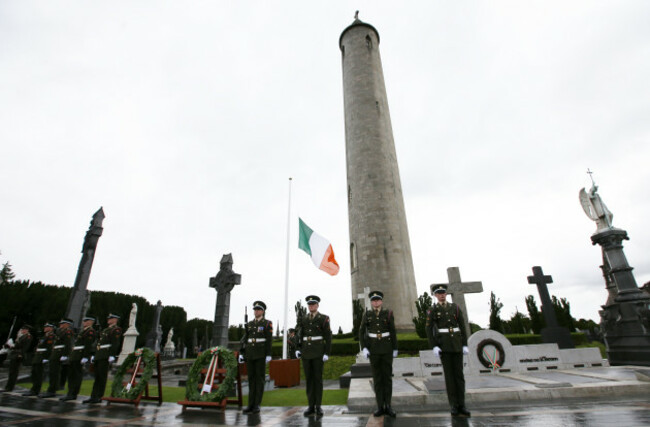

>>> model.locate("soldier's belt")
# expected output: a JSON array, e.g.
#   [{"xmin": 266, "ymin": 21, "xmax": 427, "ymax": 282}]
[
  {"xmin": 247, "ymin": 338, "xmax": 266, "ymax": 343},
  {"xmin": 438, "ymin": 327, "xmax": 460, "ymax": 334},
  {"xmin": 36, "ymin": 348, "xmax": 47, "ymax": 353},
  {"xmin": 368, "ymin": 332, "xmax": 390, "ymax": 339},
  {"xmin": 97, "ymin": 344, "xmax": 111, "ymax": 349},
  {"xmin": 304, "ymin": 336, "xmax": 323, "ymax": 342},
  {"xmin": 53, "ymin": 345, "xmax": 65, "ymax": 349},
  {"xmin": 73, "ymin": 345, "xmax": 84, "ymax": 350}
]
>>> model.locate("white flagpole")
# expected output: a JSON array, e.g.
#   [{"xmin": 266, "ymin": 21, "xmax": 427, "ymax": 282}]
[{"xmin": 282, "ymin": 177, "xmax": 292, "ymax": 360}]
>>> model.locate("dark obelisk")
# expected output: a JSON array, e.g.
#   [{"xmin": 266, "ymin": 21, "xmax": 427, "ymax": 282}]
[
  {"xmin": 209, "ymin": 254, "xmax": 241, "ymax": 347},
  {"xmin": 339, "ymin": 12, "xmax": 418, "ymax": 331},
  {"xmin": 65, "ymin": 207, "xmax": 105, "ymax": 330}
]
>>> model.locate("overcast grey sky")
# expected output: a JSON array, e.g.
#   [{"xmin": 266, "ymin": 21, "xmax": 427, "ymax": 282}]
[{"xmin": 1, "ymin": 1, "xmax": 649, "ymax": 333}]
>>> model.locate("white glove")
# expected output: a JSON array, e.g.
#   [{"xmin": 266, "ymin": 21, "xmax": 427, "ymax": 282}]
[
  {"xmin": 238, "ymin": 354, "xmax": 244, "ymax": 363},
  {"xmin": 322, "ymin": 354, "xmax": 329, "ymax": 362},
  {"xmin": 295, "ymin": 350, "xmax": 301, "ymax": 359},
  {"xmin": 433, "ymin": 346, "xmax": 441, "ymax": 357},
  {"xmin": 81, "ymin": 357, "xmax": 89, "ymax": 364},
  {"xmin": 60, "ymin": 356, "xmax": 68, "ymax": 362},
  {"xmin": 108, "ymin": 356, "xmax": 116, "ymax": 363},
  {"xmin": 265, "ymin": 356, "xmax": 272, "ymax": 364},
  {"xmin": 362, "ymin": 348, "xmax": 370, "ymax": 359},
  {"xmin": 6, "ymin": 338, "xmax": 14, "ymax": 348},
  {"xmin": 90, "ymin": 356, "xmax": 95, "ymax": 363},
  {"xmin": 462, "ymin": 346, "xmax": 469, "ymax": 355},
  {"xmin": 393, "ymin": 350, "xmax": 398, "ymax": 358},
  {"xmin": 42, "ymin": 359, "xmax": 49, "ymax": 364}
]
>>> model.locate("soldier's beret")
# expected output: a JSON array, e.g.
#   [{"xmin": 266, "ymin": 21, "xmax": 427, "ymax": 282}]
[
  {"xmin": 253, "ymin": 301, "xmax": 266, "ymax": 310},
  {"xmin": 83, "ymin": 316, "xmax": 96, "ymax": 322},
  {"xmin": 432, "ymin": 284, "xmax": 448, "ymax": 294},
  {"xmin": 369, "ymin": 290, "xmax": 383, "ymax": 300},
  {"xmin": 59, "ymin": 318, "xmax": 74, "ymax": 325},
  {"xmin": 107, "ymin": 313, "xmax": 120, "ymax": 319},
  {"xmin": 305, "ymin": 295, "xmax": 320, "ymax": 304}
]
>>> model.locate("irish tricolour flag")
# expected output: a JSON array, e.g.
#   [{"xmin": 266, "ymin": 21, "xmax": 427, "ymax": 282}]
[{"xmin": 298, "ymin": 218, "xmax": 340, "ymax": 276}]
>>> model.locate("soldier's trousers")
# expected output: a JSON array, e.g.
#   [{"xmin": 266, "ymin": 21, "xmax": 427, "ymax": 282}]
[
  {"xmin": 66, "ymin": 361, "xmax": 83, "ymax": 397},
  {"xmin": 441, "ymin": 352, "xmax": 465, "ymax": 408},
  {"xmin": 30, "ymin": 362, "xmax": 45, "ymax": 393},
  {"xmin": 91, "ymin": 359, "xmax": 109, "ymax": 399},
  {"xmin": 47, "ymin": 359, "xmax": 61, "ymax": 393},
  {"xmin": 246, "ymin": 358, "xmax": 266, "ymax": 408},
  {"xmin": 302, "ymin": 357, "xmax": 324, "ymax": 408},
  {"xmin": 369, "ymin": 352, "xmax": 393, "ymax": 408},
  {"xmin": 5, "ymin": 357, "xmax": 23, "ymax": 391}
]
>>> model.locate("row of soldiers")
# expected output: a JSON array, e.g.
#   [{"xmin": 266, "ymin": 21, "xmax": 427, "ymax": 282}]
[{"xmin": 2, "ymin": 314, "xmax": 123, "ymax": 404}]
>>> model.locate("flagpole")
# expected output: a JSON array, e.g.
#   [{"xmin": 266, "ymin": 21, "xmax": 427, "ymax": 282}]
[{"xmin": 282, "ymin": 177, "xmax": 292, "ymax": 360}]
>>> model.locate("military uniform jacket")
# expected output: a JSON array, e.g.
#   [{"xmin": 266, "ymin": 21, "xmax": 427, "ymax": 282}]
[
  {"xmin": 8, "ymin": 332, "xmax": 33, "ymax": 361},
  {"xmin": 297, "ymin": 312, "xmax": 332, "ymax": 359},
  {"xmin": 95, "ymin": 325, "xmax": 122, "ymax": 360},
  {"xmin": 32, "ymin": 331, "xmax": 56, "ymax": 363},
  {"xmin": 359, "ymin": 308, "xmax": 397, "ymax": 355},
  {"xmin": 426, "ymin": 302, "xmax": 468, "ymax": 353},
  {"xmin": 51, "ymin": 328, "xmax": 75, "ymax": 361},
  {"xmin": 69, "ymin": 326, "xmax": 97, "ymax": 362},
  {"xmin": 240, "ymin": 318, "xmax": 273, "ymax": 360}
]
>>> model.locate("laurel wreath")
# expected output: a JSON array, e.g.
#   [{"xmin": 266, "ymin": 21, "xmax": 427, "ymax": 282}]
[
  {"xmin": 111, "ymin": 347, "xmax": 156, "ymax": 400},
  {"xmin": 476, "ymin": 339, "xmax": 506, "ymax": 370},
  {"xmin": 185, "ymin": 346, "xmax": 237, "ymax": 402}
]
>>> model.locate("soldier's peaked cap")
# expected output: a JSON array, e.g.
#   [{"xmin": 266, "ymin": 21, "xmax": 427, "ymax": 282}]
[
  {"xmin": 305, "ymin": 295, "xmax": 320, "ymax": 304},
  {"xmin": 20, "ymin": 324, "xmax": 32, "ymax": 330},
  {"xmin": 83, "ymin": 316, "xmax": 96, "ymax": 322},
  {"xmin": 253, "ymin": 301, "xmax": 266, "ymax": 310},
  {"xmin": 432, "ymin": 284, "xmax": 448, "ymax": 294},
  {"xmin": 59, "ymin": 318, "xmax": 74, "ymax": 325},
  {"xmin": 369, "ymin": 290, "xmax": 383, "ymax": 300},
  {"xmin": 44, "ymin": 322, "xmax": 55, "ymax": 328},
  {"xmin": 107, "ymin": 313, "xmax": 120, "ymax": 319}
]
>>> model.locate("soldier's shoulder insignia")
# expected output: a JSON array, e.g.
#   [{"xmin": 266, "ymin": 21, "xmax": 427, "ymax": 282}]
[{"xmin": 324, "ymin": 315, "xmax": 330, "ymax": 323}]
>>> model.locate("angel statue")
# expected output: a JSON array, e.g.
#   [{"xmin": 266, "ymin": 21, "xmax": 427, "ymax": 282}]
[{"xmin": 579, "ymin": 170, "xmax": 613, "ymax": 232}]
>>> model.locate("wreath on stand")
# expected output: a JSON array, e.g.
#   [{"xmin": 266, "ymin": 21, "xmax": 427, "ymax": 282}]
[
  {"xmin": 111, "ymin": 347, "xmax": 156, "ymax": 400},
  {"xmin": 185, "ymin": 346, "xmax": 237, "ymax": 402}
]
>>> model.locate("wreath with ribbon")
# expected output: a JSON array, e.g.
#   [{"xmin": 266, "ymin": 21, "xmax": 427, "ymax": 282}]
[
  {"xmin": 185, "ymin": 346, "xmax": 237, "ymax": 402},
  {"xmin": 111, "ymin": 347, "xmax": 156, "ymax": 400},
  {"xmin": 476, "ymin": 339, "xmax": 506, "ymax": 370}
]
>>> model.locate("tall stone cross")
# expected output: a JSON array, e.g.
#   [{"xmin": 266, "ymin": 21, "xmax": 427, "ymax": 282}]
[
  {"xmin": 209, "ymin": 253, "xmax": 242, "ymax": 347},
  {"xmin": 357, "ymin": 286, "xmax": 371, "ymax": 311},
  {"xmin": 431, "ymin": 267, "xmax": 483, "ymax": 335},
  {"xmin": 526, "ymin": 266, "xmax": 559, "ymax": 329}
]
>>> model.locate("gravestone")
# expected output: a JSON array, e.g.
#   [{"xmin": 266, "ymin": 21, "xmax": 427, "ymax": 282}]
[
  {"xmin": 209, "ymin": 253, "xmax": 242, "ymax": 347},
  {"xmin": 163, "ymin": 328, "xmax": 175, "ymax": 360},
  {"xmin": 145, "ymin": 300, "xmax": 163, "ymax": 353},
  {"xmin": 64, "ymin": 207, "xmax": 105, "ymax": 330},
  {"xmin": 117, "ymin": 303, "xmax": 139, "ymax": 365},
  {"xmin": 527, "ymin": 266, "xmax": 574, "ymax": 349},
  {"xmin": 431, "ymin": 267, "xmax": 483, "ymax": 336}
]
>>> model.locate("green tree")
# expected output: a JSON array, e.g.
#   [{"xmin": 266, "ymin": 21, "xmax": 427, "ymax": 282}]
[
  {"xmin": 552, "ymin": 296, "xmax": 576, "ymax": 331},
  {"xmin": 488, "ymin": 291, "xmax": 504, "ymax": 333},
  {"xmin": 469, "ymin": 322, "xmax": 482, "ymax": 334},
  {"xmin": 525, "ymin": 295, "xmax": 544, "ymax": 334},
  {"xmin": 504, "ymin": 308, "xmax": 531, "ymax": 334},
  {"xmin": 294, "ymin": 300, "xmax": 306, "ymax": 328},
  {"xmin": 351, "ymin": 299, "xmax": 363, "ymax": 341},
  {"xmin": 412, "ymin": 292, "xmax": 433, "ymax": 338},
  {"xmin": 0, "ymin": 261, "xmax": 16, "ymax": 284}
]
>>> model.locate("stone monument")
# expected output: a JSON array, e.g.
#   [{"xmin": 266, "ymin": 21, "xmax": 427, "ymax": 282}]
[
  {"xmin": 527, "ymin": 266, "xmax": 574, "ymax": 349},
  {"xmin": 163, "ymin": 328, "xmax": 175, "ymax": 359},
  {"xmin": 209, "ymin": 253, "xmax": 241, "ymax": 347},
  {"xmin": 64, "ymin": 207, "xmax": 105, "ymax": 330},
  {"xmin": 431, "ymin": 267, "xmax": 483, "ymax": 336},
  {"xmin": 145, "ymin": 300, "xmax": 163, "ymax": 353},
  {"xmin": 340, "ymin": 13, "xmax": 418, "ymax": 331},
  {"xmin": 580, "ymin": 175, "xmax": 650, "ymax": 366},
  {"xmin": 117, "ymin": 303, "xmax": 139, "ymax": 365}
]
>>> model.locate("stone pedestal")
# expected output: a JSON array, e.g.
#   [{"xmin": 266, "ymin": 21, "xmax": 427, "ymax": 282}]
[
  {"xmin": 592, "ymin": 228, "xmax": 650, "ymax": 366},
  {"xmin": 163, "ymin": 341, "xmax": 176, "ymax": 360},
  {"xmin": 117, "ymin": 327, "xmax": 139, "ymax": 366}
]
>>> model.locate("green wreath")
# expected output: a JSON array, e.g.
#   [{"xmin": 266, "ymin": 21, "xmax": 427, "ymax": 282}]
[
  {"xmin": 111, "ymin": 347, "xmax": 156, "ymax": 400},
  {"xmin": 185, "ymin": 346, "xmax": 237, "ymax": 402}
]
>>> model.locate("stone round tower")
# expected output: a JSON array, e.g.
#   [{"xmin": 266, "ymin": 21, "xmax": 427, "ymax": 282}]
[{"xmin": 339, "ymin": 15, "xmax": 418, "ymax": 331}]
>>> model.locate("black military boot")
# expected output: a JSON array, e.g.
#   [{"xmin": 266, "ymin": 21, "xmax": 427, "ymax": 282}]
[
  {"xmin": 373, "ymin": 406, "xmax": 384, "ymax": 417},
  {"xmin": 384, "ymin": 404, "xmax": 396, "ymax": 417},
  {"xmin": 458, "ymin": 406, "xmax": 471, "ymax": 417},
  {"xmin": 450, "ymin": 406, "xmax": 460, "ymax": 416},
  {"xmin": 303, "ymin": 406, "xmax": 315, "ymax": 416}
]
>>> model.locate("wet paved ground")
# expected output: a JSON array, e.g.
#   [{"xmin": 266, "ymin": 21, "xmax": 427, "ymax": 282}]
[{"xmin": 1, "ymin": 392, "xmax": 649, "ymax": 426}]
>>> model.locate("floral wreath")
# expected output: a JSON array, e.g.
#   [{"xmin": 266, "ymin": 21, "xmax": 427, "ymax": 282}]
[
  {"xmin": 111, "ymin": 347, "xmax": 157, "ymax": 400},
  {"xmin": 185, "ymin": 346, "xmax": 237, "ymax": 402},
  {"xmin": 476, "ymin": 339, "xmax": 506, "ymax": 371}
]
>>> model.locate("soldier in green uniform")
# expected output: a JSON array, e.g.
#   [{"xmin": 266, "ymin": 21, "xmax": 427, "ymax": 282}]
[
  {"xmin": 84, "ymin": 313, "xmax": 122, "ymax": 404},
  {"xmin": 359, "ymin": 290, "xmax": 398, "ymax": 418},
  {"xmin": 426, "ymin": 284, "xmax": 470, "ymax": 417},
  {"xmin": 296, "ymin": 295, "xmax": 332, "ymax": 417},
  {"xmin": 41, "ymin": 319, "xmax": 75, "ymax": 398},
  {"xmin": 2, "ymin": 324, "xmax": 33, "ymax": 392},
  {"xmin": 239, "ymin": 301, "xmax": 273, "ymax": 414},
  {"xmin": 23, "ymin": 323, "xmax": 56, "ymax": 396},
  {"xmin": 61, "ymin": 316, "xmax": 97, "ymax": 401},
  {"xmin": 287, "ymin": 329, "xmax": 297, "ymax": 360}
]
